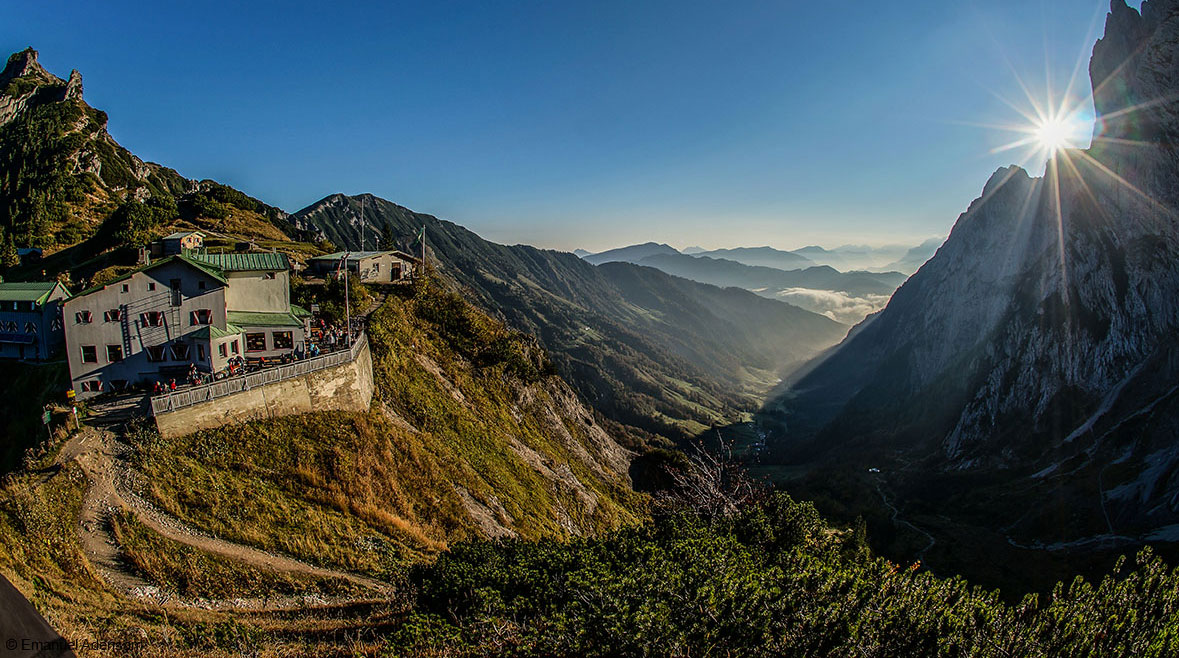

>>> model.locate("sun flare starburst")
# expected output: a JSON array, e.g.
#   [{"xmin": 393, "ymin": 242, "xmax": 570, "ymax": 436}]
[
  {"xmin": 1033, "ymin": 115, "xmax": 1082, "ymax": 153},
  {"xmin": 988, "ymin": 102, "xmax": 1093, "ymax": 168}
]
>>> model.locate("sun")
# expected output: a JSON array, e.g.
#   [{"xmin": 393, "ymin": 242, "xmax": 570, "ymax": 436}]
[
  {"xmin": 985, "ymin": 102, "xmax": 1092, "ymax": 169},
  {"xmin": 1034, "ymin": 116, "xmax": 1075, "ymax": 152}
]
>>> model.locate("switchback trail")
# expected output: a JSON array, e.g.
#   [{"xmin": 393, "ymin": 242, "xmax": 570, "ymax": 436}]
[{"xmin": 60, "ymin": 412, "xmax": 395, "ymax": 611}]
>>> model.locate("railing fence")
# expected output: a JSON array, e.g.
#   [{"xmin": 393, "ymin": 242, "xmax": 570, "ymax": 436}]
[{"xmin": 150, "ymin": 331, "xmax": 368, "ymax": 416}]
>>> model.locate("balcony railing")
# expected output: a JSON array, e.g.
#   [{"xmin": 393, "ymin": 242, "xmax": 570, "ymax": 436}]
[{"xmin": 150, "ymin": 331, "xmax": 368, "ymax": 416}]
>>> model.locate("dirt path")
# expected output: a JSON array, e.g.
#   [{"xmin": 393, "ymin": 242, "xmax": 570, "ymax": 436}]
[{"xmin": 61, "ymin": 420, "xmax": 395, "ymax": 610}]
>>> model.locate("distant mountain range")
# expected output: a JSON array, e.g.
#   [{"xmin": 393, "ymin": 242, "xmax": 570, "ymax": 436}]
[
  {"xmin": 636, "ymin": 253, "xmax": 905, "ymax": 323},
  {"xmin": 580, "ymin": 241, "xmax": 940, "ymax": 276},
  {"xmin": 877, "ymin": 237, "xmax": 944, "ymax": 274},
  {"xmin": 581, "ymin": 242, "xmax": 679, "ymax": 265},
  {"xmin": 764, "ymin": 0, "xmax": 1179, "ymax": 588},
  {"xmin": 689, "ymin": 246, "xmax": 815, "ymax": 270},
  {"xmin": 576, "ymin": 242, "xmax": 913, "ymax": 323}
]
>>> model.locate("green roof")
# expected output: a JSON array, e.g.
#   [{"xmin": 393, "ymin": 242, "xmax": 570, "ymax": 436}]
[
  {"xmin": 0, "ymin": 282, "xmax": 68, "ymax": 305},
  {"xmin": 290, "ymin": 303, "xmax": 311, "ymax": 317},
  {"xmin": 189, "ymin": 323, "xmax": 243, "ymax": 340},
  {"xmin": 175, "ymin": 254, "xmax": 230, "ymax": 283},
  {"xmin": 70, "ymin": 254, "xmax": 228, "ymax": 299},
  {"xmin": 228, "ymin": 310, "xmax": 305, "ymax": 328},
  {"xmin": 191, "ymin": 252, "xmax": 290, "ymax": 272}
]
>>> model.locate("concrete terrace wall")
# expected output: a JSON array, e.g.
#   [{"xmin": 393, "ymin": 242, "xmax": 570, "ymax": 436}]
[{"xmin": 153, "ymin": 336, "xmax": 374, "ymax": 438}]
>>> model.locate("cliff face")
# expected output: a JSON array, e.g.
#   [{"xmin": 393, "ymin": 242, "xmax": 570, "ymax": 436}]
[{"xmin": 769, "ymin": 0, "xmax": 1179, "ymax": 544}]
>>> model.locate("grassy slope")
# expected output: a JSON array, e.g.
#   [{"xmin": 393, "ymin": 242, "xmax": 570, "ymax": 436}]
[{"xmin": 134, "ymin": 280, "xmax": 642, "ymax": 577}]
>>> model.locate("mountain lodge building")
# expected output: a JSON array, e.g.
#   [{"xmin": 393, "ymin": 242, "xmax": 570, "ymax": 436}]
[
  {"xmin": 63, "ymin": 252, "xmax": 310, "ymax": 397},
  {"xmin": 306, "ymin": 250, "xmax": 417, "ymax": 284}
]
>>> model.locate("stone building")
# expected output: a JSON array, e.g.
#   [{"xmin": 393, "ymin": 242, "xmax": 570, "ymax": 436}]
[
  {"xmin": 63, "ymin": 252, "xmax": 309, "ymax": 397},
  {"xmin": 0, "ymin": 281, "xmax": 70, "ymax": 360},
  {"xmin": 306, "ymin": 250, "xmax": 416, "ymax": 283}
]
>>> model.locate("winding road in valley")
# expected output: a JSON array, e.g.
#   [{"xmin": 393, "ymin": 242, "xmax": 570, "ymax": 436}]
[{"xmin": 873, "ymin": 478, "xmax": 936, "ymax": 563}]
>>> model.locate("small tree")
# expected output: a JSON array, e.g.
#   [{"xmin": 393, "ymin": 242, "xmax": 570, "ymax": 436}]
[
  {"xmin": 656, "ymin": 432, "xmax": 765, "ymax": 519},
  {"xmin": 379, "ymin": 224, "xmax": 396, "ymax": 250},
  {"xmin": 0, "ymin": 231, "xmax": 19, "ymax": 269}
]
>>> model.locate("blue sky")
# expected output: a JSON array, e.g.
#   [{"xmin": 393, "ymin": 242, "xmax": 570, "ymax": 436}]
[{"xmin": 4, "ymin": 1, "xmax": 1131, "ymax": 251}]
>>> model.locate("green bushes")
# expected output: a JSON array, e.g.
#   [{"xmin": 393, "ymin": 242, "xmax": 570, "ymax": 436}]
[
  {"xmin": 103, "ymin": 196, "xmax": 175, "ymax": 247},
  {"xmin": 397, "ymin": 493, "xmax": 1179, "ymax": 657},
  {"xmin": 183, "ymin": 192, "xmax": 230, "ymax": 220},
  {"xmin": 409, "ymin": 279, "xmax": 555, "ymax": 382}
]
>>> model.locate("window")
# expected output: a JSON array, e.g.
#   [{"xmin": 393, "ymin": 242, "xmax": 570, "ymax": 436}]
[
  {"xmin": 81, "ymin": 380, "xmax": 103, "ymax": 393},
  {"xmin": 190, "ymin": 309, "xmax": 213, "ymax": 325},
  {"xmin": 146, "ymin": 346, "xmax": 167, "ymax": 362},
  {"xmin": 80, "ymin": 345, "xmax": 97, "ymax": 363},
  {"xmin": 373, "ymin": 262, "xmax": 380, "ymax": 273},
  {"xmin": 121, "ymin": 283, "xmax": 129, "ymax": 293},
  {"xmin": 17, "ymin": 301, "xmax": 33, "ymax": 312},
  {"xmin": 198, "ymin": 344, "xmax": 207, "ymax": 361},
  {"xmin": 104, "ymin": 309, "xmax": 122, "ymax": 322},
  {"xmin": 51, "ymin": 316, "xmax": 61, "ymax": 331},
  {"xmin": 106, "ymin": 345, "xmax": 123, "ymax": 362},
  {"xmin": 231, "ymin": 340, "xmax": 240, "ymax": 355},
  {"xmin": 24, "ymin": 322, "xmax": 36, "ymax": 334},
  {"xmin": 264, "ymin": 272, "xmax": 277, "ymax": 280},
  {"xmin": 141, "ymin": 312, "xmax": 164, "ymax": 327},
  {"xmin": 147, "ymin": 282, "xmax": 156, "ymax": 291},
  {"xmin": 218, "ymin": 342, "xmax": 228, "ymax": 358},
  {"xmin": 170, "ymin": 279, "xmax": 182, "ymax": 306},
  {"xmin": 74, "ymin": 310, "xmax": 93, "ymax": 324},
  {"xmin": 246, "ymin": 333, "xmax": 267, "ymax": 352},
  {"xmin": 169, "ymin": 344, "xmax": 190, "ymax": 361},
  {"xmin": 272, "ymin": 331, "xmax": 293, "ymax": 349}
]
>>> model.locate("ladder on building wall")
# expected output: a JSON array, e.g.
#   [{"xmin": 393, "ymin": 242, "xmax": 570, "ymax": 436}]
[
  {"xmin": 120, "ymin": 304, "xmax": 133, "ymax": 354},
  {"xmin": 168, "ymin": 304, "xmax": 181, "ymax": 339}
]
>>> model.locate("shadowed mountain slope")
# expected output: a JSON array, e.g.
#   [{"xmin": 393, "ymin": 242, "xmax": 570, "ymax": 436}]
[{"xmin": 292, "ymin": 194, "xmax": 846, "ymax": 445}]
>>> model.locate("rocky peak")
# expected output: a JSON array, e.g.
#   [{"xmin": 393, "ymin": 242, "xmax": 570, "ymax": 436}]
[
  {"xmin": 1090, "ymin": 0, "xmax": 1179, "ymax": 144},
  {"xmin": 0, "ymin": 48, "xmax": 86, "ymax": 128},
  {"xmin": 64, "ymin": 69, "xmax": 83, "ymax": 101},
  {"xmin": 0, "ymin": 47, "xmax": 62, "ymax": 88}
]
